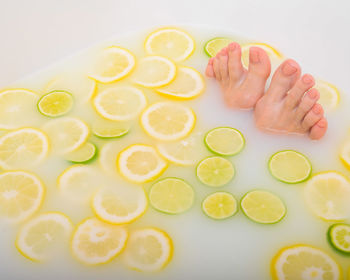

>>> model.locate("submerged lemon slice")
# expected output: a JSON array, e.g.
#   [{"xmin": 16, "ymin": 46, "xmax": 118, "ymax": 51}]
[
  {"xmin": 65, "ymin": 142, "xmax": 97, "ymax": 163},
  {"xmin": 71, "ymin": 218, "xmax": 128, "ymax": 265},
  {"xmin": 92, "ymin": 118, "xmax": 130, "ymax": 139},
  {"xmin": 124, "ymin": 228, "xmax": 173, "ymax": 272},
  {"xmin": 99, "ymin": 142, "xmax": 123, "ymax": 177},
  {"xmin": 315, "ymin": 80, "xmax": 340, "ymax": 112},
  {"xmin": 145, "ymin": 27, "xmax": 195, "ymax": 62},
  {"xmin": 327, "ymin": 223, "xmax": 350, "ymax": 254},
  {"xmin": 202, "ymin": 192, "xmax": 237, "ymax": 220},
  {"xmin": 241, "ymin": 42, "xmax": 283, "ymax": 68},
  {"xmin": 204, "ymin": 38, "xmax": 233, "ymax": 57},
  {"xmin": 37, "ymin": 90, "xmax": 74, "ymax": 117},
  {"xmin": 339, "ymin": 140, "xmax": 350, "ymax": 169}
]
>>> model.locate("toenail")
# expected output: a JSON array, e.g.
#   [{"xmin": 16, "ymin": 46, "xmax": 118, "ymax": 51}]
[
  {"xmin": 302, "ymin": 74, "xmax": 314, "ymax": 84},
  {"xmin": 317, "ymin": 119, "xmax": 327, "ymax": 128},
  {"xmin": 308, "ymin": 89, "xmax": 317, "ymax": 99},
  {"xmin": 312, "ymin": 104, "xmax": 322, "ymax": 114},
  {"xmin": 282, "ymin": 61, "xmax": 298, "ymax": 76},
  {"xmin": 250, "ymin": 48, "xmax": 260, "ymax": 64},
  {"xmin": 229, "ymin": 43, "xmax": 237, "ymax": 51}
]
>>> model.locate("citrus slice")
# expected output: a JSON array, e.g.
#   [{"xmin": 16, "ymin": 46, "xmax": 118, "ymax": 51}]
[
  {"xmin": 241, "ymin": 190, "xmax": 286, "ymax": 224},
  {"xmin": 92, "ymin": 118, "xmax": 130, "ymax": 139},
  {"xmin": 124, "ymin": 228, "xmax": 173, "ymax": 272},
  {"xmin": 117, "ymin": 144, "xmax": 167, "ymax": 183},
  {"xmin": 89, "ymin": 46, "xmax": 135, "ymax": 83},
  {"xmin": 0, "ymin": 128, "xmax": 49, "ymax": 169},
  {"xmin": 149, "ymin": 178, "xmax": 194, "ymax": 214},
  {"xmin": 0, "ymin": 89, "xmax": 38, "ymax": 129},
  {"xmin": 339, "ymin": 140, "xmax": 350, "ymax": 169},
  {"xmin": 37, "ymin": 90, "xmax": 74, "ymax": 117},
  {"xmin": 145, "ymin": 27, "xmax": 195, "ymax": 62},
  {"xmin": 304, "ymin": 171, "xmax": 350, "ymax": 221},
  {"xmin": 269, "ymin": 150, "xmax": 312, "ymax": 183},
  {"xmin": 156, "ymin": 66, "xmax": 204, "ymax": 99},
  {"xmin": 315, "ymin": 80, "xmax": 340, "ymax": 112},
  {"xmin": 327, "ymin": 223, "xmax": 350, "ymax": 255},
  {"xmin": 93, "ymin": 86, "xmax": 147, "ymax": 121},
  {"xmin": 241, "ymin": 42, "xmax": 283, "ymax": 68},
  {"xmin": 132, "ymin": 56, "xmax": 176, "ymax": 87},
  {"xmin": 65, "ymin": 142, "xmax": 97, "ymax": 163},
  {"xmin": 16, "ymin": 212, "xmax": 73, "ymax": 262},
  {"xmin": 42, "ymin": 117, "xmax": 89, "ymax": 154},
  {"xmin": 141, "ymin": 102, "xmax": 196, "ymax": 141},
  {"xmin": 0, "ymin": 171, "xmax": 44, "ymax": 222},
  {"xmin": 92, "ymin": 186, "xmax": 148, "ymax": 224},
  {"xmin": 205, "ymin": 127, "xmax": 245, "ymax": 156},
  {"xmin": 71, "ymin": 218, "xmax": 128, "ymax": 265},
  {"xmin": 196, "ymin": 156, "xmax": 234, "ymax": 187},
  {"xmin": 271, "ymin": 244, "xmax": 341, "ymax": 280},
  {"xmin": 202, "ymin": 192, "xmax": 237, "ymax": 220},
  {"xmin": 204, "ymin": 38, "xmax": 233, "ymax": 57},
  {"xmin": 99, "ymin": 142, "xmax": 123, "ymax": 176}
]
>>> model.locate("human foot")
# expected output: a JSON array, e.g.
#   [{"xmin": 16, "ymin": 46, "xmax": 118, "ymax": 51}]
[
  {"xmin": 205, "ymin": 42, "xmax": 271, "ymax": 109},
  {"xmin": 254, "ymin": 59, "xmax": 328, "ymax": 140}
]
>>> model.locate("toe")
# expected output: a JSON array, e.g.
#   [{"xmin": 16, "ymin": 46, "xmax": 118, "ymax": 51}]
[
  {"xmin": 213, "ymin": 56, "xmax": 222, "ymax": 81},
  {"xmin": 309, "ymin": 118, "xmax": 328, "ymax": 140},
  {"xmin": 295, "ymin": 88, "xmax": 320, "ymax": 122},
  {"xmin": 228, "ymin": 42, "xmax": 245, "ymax": 82},
  {"xmin": 218, "ymin": 47, "xmax": 229, "ymax": 84},
  {"xmin": 302, "ymin": 103, "xmax": 324, "ymax": 131},
  {"xmin": 205, "ymin": 58, "xmax": 215, "ymax": 78},
  {"xmin": 284, "ymin": 74, "xmax": 315, "ymax": 109}
]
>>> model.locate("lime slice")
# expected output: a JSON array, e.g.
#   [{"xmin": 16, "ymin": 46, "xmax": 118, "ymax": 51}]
[
  {"xmin": 241, "ymin": 190, "xmax": 286, "ymax": 224},
  {"xmin": 196, "ymin": 156, "xmax": 235, "ymax": 187},
  {"xmin": 92, "ymin": 119, "xmax": 130, "ymax": 139},
  {"xmin": 65, "ymin": 142, "xmax": 97, "ymax": 163},
  {"xmin": 37, "ymin": 90, "xmax": 74, "ymax": 117},
  {"xmin": 204, "ymin": 38, "xmax": 233, "ymax": 57},
  {"xmin": 149, "ymin": 178, "xmax": 194, "ymax": 214},
  {"xmin": 268, "ymin": 150, "xmax": 312, "ymax": 183},
  {"xmin": 327, "ymin": 223, "xmax": 350, "ymax": 255},
  {"xmin": 205, "ymin": 127, "xmax": 245, "ymax": 156},
  {"xmin": 202, "ymin": 192, "xmax": 237, "ymax": 220}
]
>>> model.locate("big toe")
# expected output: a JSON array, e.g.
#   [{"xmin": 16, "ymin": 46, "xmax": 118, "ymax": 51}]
[{"xmin": 309, "ymin": 118, "xmax": 328, "ymax": 140}]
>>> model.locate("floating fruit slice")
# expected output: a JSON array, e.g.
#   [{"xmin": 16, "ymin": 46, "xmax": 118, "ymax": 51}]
[
  {"xmin": 92, "ymin": 118, "xmax": 130, "ymax": 139},
  {"xmin": 71, "ymin": 218, "xmax": 128, "ymax": 265},
  {"xmin": 304, "ymin": 171, "xmax": 350, "ymax": 221},
  {"xmin": 340, "ymin": 140, "xmax": 350, "ymax": 169},
  {"xmin": 65, "ymin": 142, "xmax": 97, "ymax": 163},
  {"xmin": 99, "ymin": 142, "xmax": 123, "ymax": 176},
  {"xmin": 204, "ymin": 38, "xmax": 233, "ymax": 57},
  {"xmin": 241, "ymin": 190, "xmax": 286, "ymax": 224},
  {"xmin": 89, "ymin": 46, "xmax": 135, "ymax": 83},
  {"xmin": 124, "ymin": 228, "xmax": 173, "ymax": 272},
  {"xmin": 0, "ymin": 128, "xmax": 49, "ymax": 169},
  {"xmin": 132, "ymin": 56, "xmax": 176, "ymax": 87},
  {"xmin": 37, "ymin": 90, "xmax": 74, "ymax": 117},
  {"xmin": 241, "ymin": 42, "xmax": 283, "ymax": 68},
  {"xmin": 271, "ymin": 244, "xmax": 341, "ymax": 280},
  {"xmin": 42, "ymin": 117, "xmax": 89, "ymax": 154},
  {"xmin": 0, "ymin": 89, "xmax": 38, "ymax": 129},
  {"xmin": 145, "ymin": 27, "xmax": 195, "ymax": 62},
  {"xmin": 205, "ymin": 127, "xmax": 245, "ymax": 156},
  {"xmin": 315, "ymin": 80, "xmax": 340, "ymax": 112},
  {"xmin": 92, "ymin": 186, "xmax": 148, "ymax": 224},
  {"xmin": 93, "ymin": 86, "xmax": 147, "ymax": 121},
  {"xmin": 202, "ymin": 192, "xmax": 237, "ymax": 220},
  {"xmin": 196, "ymin": 156, "xmax": 234, "ymax": 187},
  {"xmin": 117, "ymin": 144, "xmax": 167, "ymax": 183},
  {"xmin": 327, "ymin": 223, "xmax": 350, "ymax": 255},
  {"xmin": 149, "ymin": 178, "xmax": 194, "ymax": 214},
  {"xmin": 156, "ymin": 66, "xmax": 205, "ymax": 99},
  {"xmin": 268, "ymin": 150, "xmax": 312, "ymax": 184},
  {"xmin": 0, "ymin": 171, "xmax": 45, "ymax": 222},
  {"xmin": 16, "ymin": 212, "xmax": 72, "ymax": 262},
  {"xmin": 141, "ymin": 102, "xmax": 196, "ymax": 141}
]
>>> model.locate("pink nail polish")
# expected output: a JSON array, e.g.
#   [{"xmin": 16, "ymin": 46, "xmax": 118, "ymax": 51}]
[
  {"xmin": 229, "ymin": 43, "xmax": 237, "ymax": 51},
  {"xmin": 302, "ymin": 75, "xmax": 314, "ymax": 84},
  {"xmin": 250, "ymin": 48, "xmax": 260, "ymax": 64},
  {"xmin": 308, "ymin": 90, "xmax": 317, "ymax": 99},
  {"xmin": 313, "ymin": 104, "xmax": 322, "ymax": 114},
  {"xmin": 282, "ymin": 61, "xmax": 298, "ymax": 76}
]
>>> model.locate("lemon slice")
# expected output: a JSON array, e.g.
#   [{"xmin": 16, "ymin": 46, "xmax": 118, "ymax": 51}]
[
  {"xmin": 241, "ymin": 190, "xmax": 286, "ymax": 224},
  {"xmin": 156, "ymin": 66, "xmax": 205, "ymax": 99},
  {"xmin": 65, "ymin": 142, "xmax": 97, "ymax": 163},
  {"xmin": 117, "ymin": 144, "xmax": 167, "ymax": 183},
  {"xmin": 132, "ymin": 56, "xmax": 176, "ymax": 87},
  {"xmin": 99, "ymin": 142, "xmax": 123, "ymax": 177},
  {"xmin": 0, "ymin": 128, "xmax": 49, "ymax": 169},
  {"xmin": 271, "ymin": 244, "xmax": 341, "ymax": 280},
  {"xmin": 16, "ymin": 212, "xmax": 73, "ymax": 262},
  {"xmin": 196, "ymin": 156, "xmax": 234, "ymax": 187},
  {"xmin": 0, "ymin": 89, "xmax": 38, "ymax": 129},
  {"xmin": 71, "ymin": 218, "xmax": 128, "ymax": 265},
  {"xmin": 202, "ymin": 192, "xmax": 237, "ymax": 220},
  {"xmin": 89, "ymin": 46, "xmax": 135, "ymax": 83},
  {"xmin": 241, "ymin": 42, "xmax": 283, "ymax": 68},
  {"xmin": 93, "ymin": 86, "xmax": 147, "ymax": 121},
  {"xmin": 269, "ymin": 150, "xmax": 312, "ymax": 184},
  {"xmin": 327, "ymin": 223, "xmax": 350, "ymax": 254},
  {"xmin": 37, "ymin": 90, "xmax": 73, "ymax": 117},
  {"xmin": 141, "ymin": 102, "xmax": 196, "ymax": 141},
  {"xmin": 339, "ymin": 140, "xmax": 350, "ymax": 169},
  {"xmin": 92, "ymin": 186, "xmax": 148, "ymax": 224},
  {"xmin": 124, "ymin": 228, "xmax": 173, "ymax": 272},
  {"xmin": 315, "ymin": 80, "xmax": 340, "ymax": 112},
  {"xmin": 42, "ymin": 117, "xmax": 89, "ymax": 154},
  {"xmin": 149, "ymin": 178, "xmax": 194, "ymax": 214},
  {"xmin": 204, "ymin": 38, "xmax": 233, "ymax": 57},
  {"xmin": 205, "ymin": 127, "xmax": 245, "ymax": 156},
  {"xmin": 304, "ymin": 171, "xmax": 350, "ymax": 221},
  {"xmin": 92, "ymin": 119, "xmax": 130, "ymax": 139},
  {"xmin": 0, "ymin": 171, "xmax": 45, "ymax": 223}
]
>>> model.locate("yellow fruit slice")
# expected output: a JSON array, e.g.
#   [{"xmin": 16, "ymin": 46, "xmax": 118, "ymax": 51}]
[
  {"xmin": 339, "ymin": 140, "xmax": 350, "ymax": 169},
  {"xmin": 315, "ymin": 80, "xmax": 340, "ymax": 112},
  {"xmin": 132, "ymin": 56, "xmax": 176, "ymax": 87},
  {"xmin": 124, "ymin": 228, "xmax": 173, "ymax": 272},
  {"xmin": 117, "ymin": 144, "xmax": 167, "ymax": 183},
  {"xmin": 241, "ymin": 42, "xmax": 283, "ymax": 68},
  {"xmin": 16, "ymin": 212, "xmax": 72, "ymax": 262},
  {"xmin": 304, "ymin": 171, "xmax": 350, "ymax": 221},
  {"xmin": 0, "ymin": 171, "xmax": 44, "ymax": 222},
  {"xmin": 99, "ymin": 142, "xmax": 123, "ymax": 177},
  {"xmin": 156, "ymin": 66, "xmax": 205, "ymax": 99},
  {"xmin": 271, "ymin": 244, "xmax": 341, "ymax": 280},
  {"xmin": 92, "ymin": 118, "xmax": 130, "ymax": 139},
  {"xmin": 145, "ymin": 27, "xmax": 195, "ymax": 62},
  {"xmin": 202, "ymin": 192, "xmax": 237, "ymax": 220},
  {"xmin": 0, "ymin": 128, "xmax": 49, "ymax": 169},
  {"xmin": 89, "ymin": 46, "xmax": 135, "ymax": 83},
  {"xmin": 71, "ymin": 218, "xmax": 128, "ymax": 265},
  {"xmin": 64, "ymin": 142, "xmax": 97, "ymax": 163},
  {"xmin": 204, "ymin": 38, "xmax": 233, "ymax": 57},
  {"xmin": 141, "ymin": 102, "xmax": 196, "ymax": 141},
  {"xmin": 93, "ymin": 86, "xmax": 147, "ymax": 121},
  {"xmin": 37, "ymin": 90, "xmax": 74, "ymax": 117}
]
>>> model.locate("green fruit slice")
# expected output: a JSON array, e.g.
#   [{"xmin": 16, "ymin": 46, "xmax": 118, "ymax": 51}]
[
  {"xmin": 327, "ymin": 223, "xmax": 350, "ymax": 255},
  {"xmin": 202, "ymin": 192, "xmax": 237, "ymax": 220},
  {"xmin": 204, "ymin": 38, "xmax": 233, "ymax": 57},
  {"xmin": 65, "ymin": 142, "xmax": 97, "ymax": 163},
  {"xmin": 37, "ymin": 90, "xmax": 73, "ymax": 117}
]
